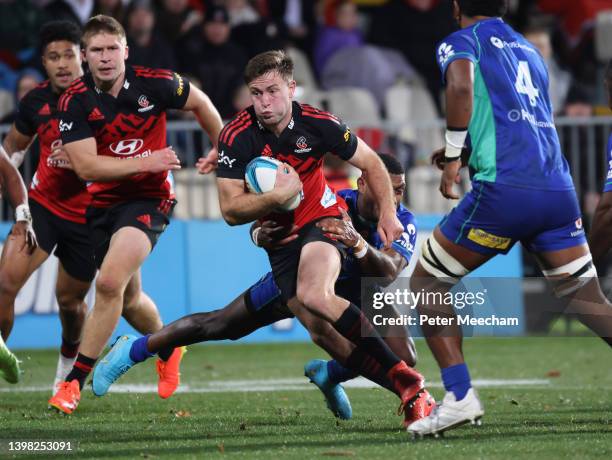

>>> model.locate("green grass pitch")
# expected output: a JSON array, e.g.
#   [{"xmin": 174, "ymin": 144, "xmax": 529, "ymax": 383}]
[{"xmin": 0, "ymin": 337, "xmax": 610, "ymax": 459}]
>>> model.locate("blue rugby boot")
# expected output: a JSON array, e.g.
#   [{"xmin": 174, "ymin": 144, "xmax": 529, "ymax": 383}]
[
  {"xmin": 92, "ymin": 335, "xmax": 137, "ymax": 396},
  {"xmin": 304, "ymin": 359, "xmax": 352, "ymax": 420}
]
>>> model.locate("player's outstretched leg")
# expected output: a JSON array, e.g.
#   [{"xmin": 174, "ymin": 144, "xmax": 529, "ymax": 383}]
[
  {"xmin": 304, "ymin": 359, "xmax": 353, "ymax": 420},
  {"xmin": 94, "ymin": 293, "xmax": 263, "ymax": 395},
  {"xmin": 122, "ymin": 272, "xmax": 184, "ymax": 399},
  {"xmin": 0, "ymin": 334, "xmax": 20, "ymax": 384}
]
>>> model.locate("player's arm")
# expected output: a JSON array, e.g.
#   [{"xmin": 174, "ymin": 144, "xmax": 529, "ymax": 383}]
[
  {"xmin": 0, "ymin": 144, "xmax": 37, "ymax": 252},
  {"xmin": 440, "ymin": 59, "xmax": 474, "ymax": 199},
  {"xmin": 64, "ymin": 138, "xmax": 181, "ymax": 182},
  {"xmin": 250, "ymin": 220, "xmax": 299, "ymax": 249},
  {"xmin": 347, "ymin": 139, "xmax": 403, "ymax": 247},
  {"xmin": 4, "ymin": 93, "xmax": 39, "ymax": 167},
  {"xmin": 182, "ymin": 83, "xmax": 223, "ymax": 148},
  {"xmin": 217, "ymin": 166, "xmax": 301, "ymax": 225},
  {"xmin": 317, "ymin": 209, "xmax": 408, "ymax": 285},
  {"xmin": 589, "ymin": 192, "xmax": 612, "ymax": 263}
]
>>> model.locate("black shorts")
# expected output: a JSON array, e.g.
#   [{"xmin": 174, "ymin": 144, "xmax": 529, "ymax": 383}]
[
  {"xmin": 86, "ymin": 199, "xmax": 175, "ymax": 268},
  {"xmin": 29, "ymin": 198, "xmax": 96, "ymax": 283},
  {"xmin": 266, "ymin": 218, "xmax": 346, "ymax": 303}
]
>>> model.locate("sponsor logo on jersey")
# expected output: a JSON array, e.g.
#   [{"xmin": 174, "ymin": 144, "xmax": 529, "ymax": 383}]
[
  {"xmin": 320, "ymin": 184, "xmax": 337, "ymax": 209},
  {"xmin": 438, "ymin": 42, "xmax": 455, "ymax": 65},
  {"xmin": 467, "ymin": 228, "xmax": 511, "ymax": 250},
  {"xmin": 607, "ymin": 160, "xmax": 612, "ymax": 179},
  {"xmin": 175, "ymin": 73, "xmax": 184, "ymax": 96},
  {"xmin": 507, "ymin": 109, "xmax": 554, "ymax": 129},
  {"xmin": 88, "ymin": 107, "xmax": 105, "ymax": 121},
  {"xmin": 110, "ymin": 138, "xmax": 144, "ymax": 156},
  {"xmin": 344, "ymin": 128, "xmax": 351, "ymax": 142},
  {"xmin": 218, "ymin": 150, "xmax": 236, "ymax": 168},
  {"xmin": 395, "ymin": 224, "xmax": 416, "ymax": 252},
  {"xmin": 136, "ymin": 214, "xmax": 152, "ymax": 229},
  {"xmin": 137, "ymin": 95, "xmax": 155, "ymax": 112},
  {"xmin": 490, "ymin": 36, "xmax": 504, "ymax": 49},
  {"xmin": 261, "ymin": 144, "xmax": 272, "ymax": 157},
  {"xmin": 59, "ymin": 120, "xmax": 73, "ymax": 132},
  {"xmin": 489, "ymin": 37, "xmax": 536, "ymax": 53},
  {"xmin": 294, "ymin": 136, "xmax": 311, "ymax": 153},
  {"xmin": 38, "ymin": 103, "xmax": 51, "ymax": 116}
]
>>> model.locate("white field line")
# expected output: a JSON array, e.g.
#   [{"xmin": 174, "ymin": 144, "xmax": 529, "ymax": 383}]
[{"xmin": 0, "ymin": 378, "xmax": 550, "ymax": 394}]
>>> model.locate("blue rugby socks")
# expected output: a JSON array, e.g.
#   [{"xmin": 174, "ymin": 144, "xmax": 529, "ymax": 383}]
[{"xmin": 441, "ymin": 363, "xmax": 472, "ymax": 401}]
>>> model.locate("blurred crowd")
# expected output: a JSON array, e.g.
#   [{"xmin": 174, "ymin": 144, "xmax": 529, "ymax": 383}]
[{"xmin": 0, "ymin": 0, "xmax": 611, "ymax": 123}]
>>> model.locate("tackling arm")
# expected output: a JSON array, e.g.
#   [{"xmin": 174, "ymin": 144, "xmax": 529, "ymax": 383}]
[{"xmin": 347, "ymin": 139, "xmax": 402, "ymax": 246}]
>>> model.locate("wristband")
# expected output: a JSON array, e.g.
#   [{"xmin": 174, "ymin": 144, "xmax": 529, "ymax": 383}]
[
  {"xmin": 15, "ymin": 204, "xmax": 32, "ymax": 223},
  {"xmin": 251, "ymin": 227, "xmax": 261, "ymax": 247},
  {"xmin": 354, "ymin": 240, "xmax": 369, "ymax": 259},
  {"xmin": 444, "ymin": 128, "xmax": 468, "ymax": 160}
]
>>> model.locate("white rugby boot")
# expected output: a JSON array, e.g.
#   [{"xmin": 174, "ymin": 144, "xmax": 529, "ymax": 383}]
[{"xmin": 407, "ymin": 388, "xmax": 484, "ymax": 438}]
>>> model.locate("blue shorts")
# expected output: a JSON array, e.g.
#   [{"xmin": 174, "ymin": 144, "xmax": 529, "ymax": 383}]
[
  {"xmin": 244, "ymin": 272, "xmax": 292, "ymax": 326},
  {"xmin": 439, "ymin": 181, "xmax": 586, "ymax": 255},
  {"xmin": 245, "ymin": 272, "xmax": 371, "ymax": 325}
]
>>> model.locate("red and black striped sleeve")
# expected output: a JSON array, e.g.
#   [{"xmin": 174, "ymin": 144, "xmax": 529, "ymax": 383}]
[
  {"xmin": 215, "ymin": 109, "xmax": 255, "ymax": 180},
  {"xmin": 300, "ymin": 104, "xmax": 357, "ymax": 160},
  {"xmin": 57, "ymin": 78, "xmax": 94, "ymax": 145},
  {"xmin": 133, "ymin": 66, "xmax": 190, "ymax": 110}
]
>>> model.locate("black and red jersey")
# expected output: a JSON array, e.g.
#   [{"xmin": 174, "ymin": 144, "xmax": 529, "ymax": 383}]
[
  {"xmin": 14, "ymin": 80, "xmax": 90, "ymax": 223},
  {"xmin": 57, "ymin": 66, "xmax": 190, "ymax": 208},
  {"xmin": 215, "ymin": 102, "xmax": 358, "ymax": 229}
]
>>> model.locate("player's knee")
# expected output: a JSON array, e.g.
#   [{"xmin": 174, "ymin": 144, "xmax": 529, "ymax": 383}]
[
  {"xmin": 96, "ymin": 273, "xmax": 124, "ymax": 298},
  {"xmin": 296, "ymin": 286, "xmax": 332, "ymax": 315},
  {"xmin": 417, "ymin": 236, "xmax": 469, "ymax": 285},
  {"xmin": 542, "ymin": 254, "xmax": 598, "ymax": 298},
  {"xmin": 56, "ymin": 291, "xmax": 86, "ymax": 312}
]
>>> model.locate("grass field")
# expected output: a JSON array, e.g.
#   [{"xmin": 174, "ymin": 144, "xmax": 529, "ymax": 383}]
[{"xmin": 1, "ymin": 337, "xmax": 610, "ymax": 459}]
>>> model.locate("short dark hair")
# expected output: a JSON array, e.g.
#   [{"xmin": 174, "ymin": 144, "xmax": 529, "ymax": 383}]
[
  {"xmin": 39, "ymin": 20, "xmax": 81, "ymax": 54},
  {"xmin": 82, "ymin": 14, "xmax": 126, "ymax": 47},
  {"xmin": 244, "ymin": 50, "xmax": 293, "ymax": 85},
  {"xmin": 606, "ymin": 59, "xmax": 612, "ymax": 80},
  {"xmin": 457, "ymin": 0, "xmax": 507, "ymax": 17},
  {"xmin": 379, "ymin": 153, "xmax": 404, "ymax": 175}
]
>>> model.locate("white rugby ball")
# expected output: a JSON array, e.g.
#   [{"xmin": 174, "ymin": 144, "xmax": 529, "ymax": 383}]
[{"xmin": 245, "ymin": 156, "xmax": 302, "ymax": 212}]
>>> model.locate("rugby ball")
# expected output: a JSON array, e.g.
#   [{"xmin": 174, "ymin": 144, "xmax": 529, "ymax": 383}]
[{"xmin": 245, "ymin": 156, "xmax": 302, "ymax": 212}]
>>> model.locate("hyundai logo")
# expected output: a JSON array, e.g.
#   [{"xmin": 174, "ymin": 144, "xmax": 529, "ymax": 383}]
[{"xmin": 110, "ymin": 139, "xmax": 144, "ymax": 156}]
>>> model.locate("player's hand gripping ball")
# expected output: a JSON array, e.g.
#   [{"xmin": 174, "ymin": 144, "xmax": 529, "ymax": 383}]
[{"xmin": 245, "ymin": 157, "xmax": 303, "ymax": 212}]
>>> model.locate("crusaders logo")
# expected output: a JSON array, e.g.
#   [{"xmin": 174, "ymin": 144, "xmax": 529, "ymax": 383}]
[
  {"xmin": 137, "ymin": 95, "xmax": 155, "ymax": 112},
  {"xmin": 294, "ymin": 136, "xmax": 311, "ymax": 153}
]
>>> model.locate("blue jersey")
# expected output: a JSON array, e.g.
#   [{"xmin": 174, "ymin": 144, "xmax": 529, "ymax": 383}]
[
  {"xmin": 604, "ymin": 133, "xmax": 612, "ymax": 193},
  {"xmin": 337, "ymin": 189, "xmax": 417, "ymax": 283},
  {"xmin": 437, "ymin": 18, "xmax": 574, "ymax": 191}
]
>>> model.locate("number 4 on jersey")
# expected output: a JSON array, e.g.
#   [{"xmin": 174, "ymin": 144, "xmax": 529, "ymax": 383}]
[{"xmin": 515, "ymin": 60, "xmax": 539, "ymax": 107}]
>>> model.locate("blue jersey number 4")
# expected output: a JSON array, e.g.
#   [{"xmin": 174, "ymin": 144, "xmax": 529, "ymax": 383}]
[{"xmin": 515, "ymin": 61, "xmax": 540, "ymax": 107}]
